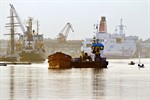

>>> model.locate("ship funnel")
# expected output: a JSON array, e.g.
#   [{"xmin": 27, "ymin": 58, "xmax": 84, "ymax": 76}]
[{"xmin": 99, "ymin": 16, "xmax": 107, "ymax": 33}]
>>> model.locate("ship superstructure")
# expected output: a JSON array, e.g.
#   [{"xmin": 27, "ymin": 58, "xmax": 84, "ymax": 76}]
[
  {"xmin": 82, "ymin": 17, "xmax": 138, "ymax": 59},
  {"xmin": 17, "ymin": 18, "xmax": 45, "ymax": 61}
]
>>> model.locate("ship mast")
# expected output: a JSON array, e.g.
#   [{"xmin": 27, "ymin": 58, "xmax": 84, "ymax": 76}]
[
  {"xmin": 37, "ymin": 20, "xmax": 39, "ymax": 35},
  {"xmin": 10, "ymin": 9, "xmax": 15, "ymax": 54},
  {"xmin": 5, "ymin": 4, "xmax": 25, "ymax": 54},
  {"xmin": 5, "ymin": 8, "xmax": 17, "ymax": 54},
  {"xmin": 118, "ymin": 18, "xmax": 125, "ymax": 34},
  {"xmin": 27, "ymin": 17, "xmax": 33, "ymax": 41}
]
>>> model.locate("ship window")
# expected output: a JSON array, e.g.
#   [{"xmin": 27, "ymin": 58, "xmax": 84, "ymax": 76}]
[
  {"xmin": 86, "ymin": 44, "xmax": 92, "ymax": 47},
  {"xmin": 19, "ymin": 36, "xmax": 24, "ymax": 41},
  {"xmin": 38, "ymin": 36, "xmax": 43, "ymax": 40},
  {"xmin": 99, "ymin": 39, "xmax": 104, "ymax": 42},
  {"xmin": 100, "ymin": 46, "xmax": 104, "ymax": 50},
  {"xmin": 116, "ymin": 38, "xmax": 122, "ymax": 43}
]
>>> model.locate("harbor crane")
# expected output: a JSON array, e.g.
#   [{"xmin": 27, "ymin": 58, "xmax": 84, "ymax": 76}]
[
  {"xmin": 57, "ymin": 22, "xmax": 74, "ymax": 43},
  {"xmin": 9, "ymin": 4, "xmax": 26, "ymax": 34}
]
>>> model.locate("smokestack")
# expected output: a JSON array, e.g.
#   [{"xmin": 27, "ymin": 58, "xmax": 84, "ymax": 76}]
[{"xmin": 99, "ymin": 16, "xmax": 107, "ymax": 33}]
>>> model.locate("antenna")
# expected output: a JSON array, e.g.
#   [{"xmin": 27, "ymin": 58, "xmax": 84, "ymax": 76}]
[
  {"xmin": 37, "ymin": 20, "xmax": 40, "ymax": 35},
  {"xmin": 118, "ymin": 18, "xmax": 126, "ymax": 34},
  {"xmin": 120, "ymin": 18, "xmax": 122, "ymax": 26}
]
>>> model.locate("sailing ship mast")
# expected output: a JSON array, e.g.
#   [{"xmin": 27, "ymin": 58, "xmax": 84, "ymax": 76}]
[
  {"xmin": 1, "ymin": 4, "xmax": 22, "ymax": 61},
  {"xmin": 10, "ymin": 8, "xmax": 15, "ymax": 54},
  {"xmin": 5, "ymin": 7, "xmax": 16, "ymax": 54},
  {"xmin": 5, "ymin": 4, "xmax": 23, "ymax": 54},
  {"xmin": 138, "ymin": 51, "xmax": 144, "ymax": 68}
]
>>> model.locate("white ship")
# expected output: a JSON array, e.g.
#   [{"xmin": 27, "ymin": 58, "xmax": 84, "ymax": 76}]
[{"xmin": 82, "ymin": 17, "xmax": 138, "ymax": 59}]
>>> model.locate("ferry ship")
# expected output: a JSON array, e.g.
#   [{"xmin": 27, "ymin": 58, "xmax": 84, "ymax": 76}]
[{"xmin": 82, "ymin": 17, "xmax": 138, "ymax": 59}]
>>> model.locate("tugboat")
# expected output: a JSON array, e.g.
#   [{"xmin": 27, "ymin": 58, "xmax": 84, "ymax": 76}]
[
  {"xmin": 72, "ymin": 39, "xmax": 109, "ymax": 68},
  {"xmin": 48, "ymin": 41, "xmax": 108, "ymax": 69}
]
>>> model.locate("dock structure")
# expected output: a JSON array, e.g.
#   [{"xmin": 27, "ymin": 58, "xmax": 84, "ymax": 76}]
[
  {"xmin": 0, "ymin": 63, "xmax": 7, "ymax": 66},
  {"xmin": 0, "ymin": 62, "xmax": 31, "ymax": 66}
]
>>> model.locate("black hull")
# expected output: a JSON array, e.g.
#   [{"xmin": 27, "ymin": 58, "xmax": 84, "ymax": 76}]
[
  {"xmin": 72, "ymin": 58, "xmax": 108, "ymax": 68},
  {"xmin": 19, "ymin": 52, "xmax": 45, "ymax": 61}
]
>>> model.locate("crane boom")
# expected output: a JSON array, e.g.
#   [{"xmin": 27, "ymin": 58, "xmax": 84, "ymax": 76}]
[
  {"xmin": 65, "ymin": 23, "xmax": 74, "ymax": 39},
  {"xmin": 57, "ymin": 22, "xmax": 74, "ymax": 43},
  {"xmin": 60, "ymin": 23, "xmax": 74, "ymax": 39},
  {"xmin": 9, "ymin": 4, "xmax": 26, "ymax": 34}
]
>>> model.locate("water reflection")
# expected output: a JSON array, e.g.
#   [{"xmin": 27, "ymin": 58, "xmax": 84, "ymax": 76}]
[
  {"xmin": 91, "ymin": 69, "xmax": 105, "ymax": 100},
  {"xmin": 0, "ymin": 58, "xmax": 150, "ymax": 100},
  {"xmin": 10, "ymin": 66, "xmax": 14, "ymax": 99}
]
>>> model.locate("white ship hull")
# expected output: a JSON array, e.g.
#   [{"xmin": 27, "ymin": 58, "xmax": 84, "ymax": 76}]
[
  {"xmin": 82, "ymin": 43, "xmax": 136, "ymax": 59},
  {"xmin": 82, "ymin": 37, "xmax": 137, "ymax": 59}
]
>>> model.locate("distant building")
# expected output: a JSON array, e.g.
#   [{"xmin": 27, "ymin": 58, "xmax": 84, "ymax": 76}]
[{"xmin": 44, "ymin": 39, "xmax": 83, "ymax": 58}]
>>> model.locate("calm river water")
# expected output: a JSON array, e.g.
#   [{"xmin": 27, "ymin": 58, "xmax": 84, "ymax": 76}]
[{"xmin": 0, "ymin": 58, "xmax": 150, "ymax": 100}]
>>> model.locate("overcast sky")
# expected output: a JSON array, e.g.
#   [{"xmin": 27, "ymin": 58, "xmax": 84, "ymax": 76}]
[{"xmin": 0, "ymin": 0, "xmax": 149, "ymax": 40}]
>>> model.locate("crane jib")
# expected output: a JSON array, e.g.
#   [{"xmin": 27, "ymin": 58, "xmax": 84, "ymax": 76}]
[{"xmin": 9, "ymin": 4, "xmax": 26, "ymax": 34}]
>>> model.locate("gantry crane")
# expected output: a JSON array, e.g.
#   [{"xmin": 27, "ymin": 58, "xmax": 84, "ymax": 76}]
[{"xmin": 57, "ymin": 22, "xmax": 74, "ymax": 43}]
